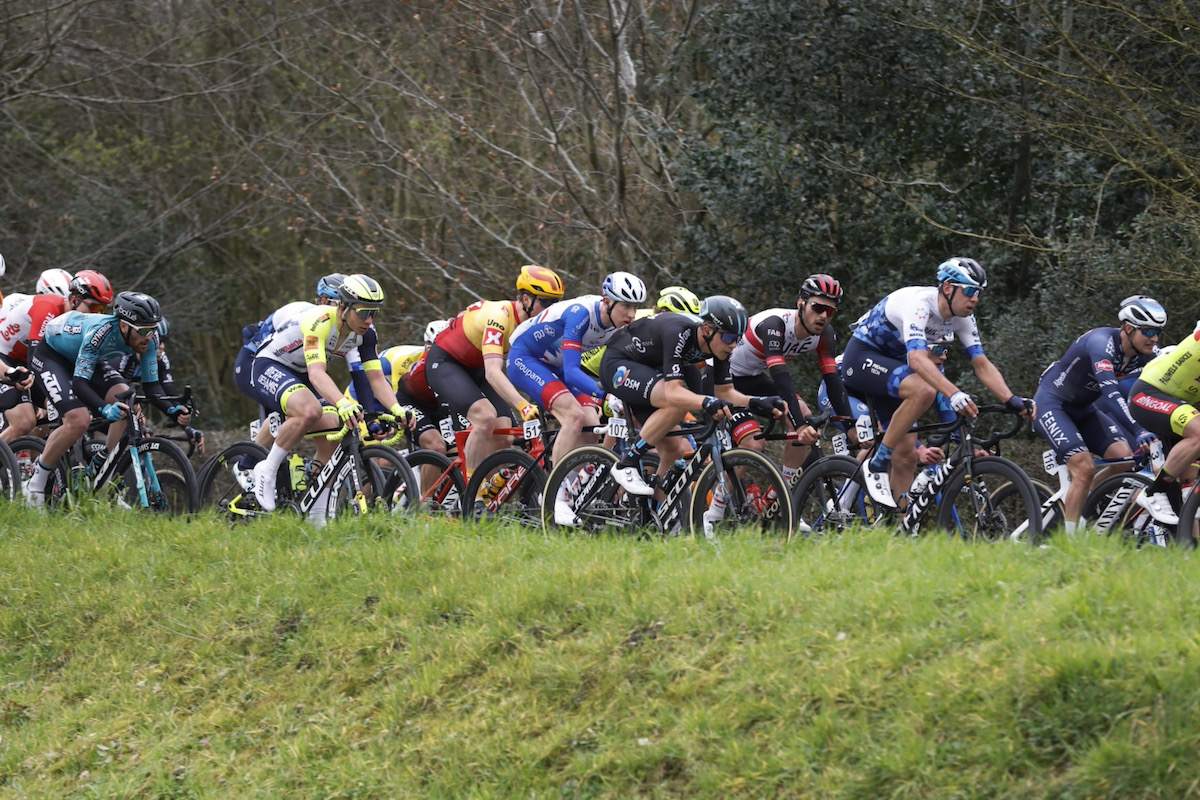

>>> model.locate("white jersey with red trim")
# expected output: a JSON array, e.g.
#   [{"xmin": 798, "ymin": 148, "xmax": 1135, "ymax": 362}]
[{"xmin": 728, "ymin": 307, "xmax": 838, "ymax": 377}]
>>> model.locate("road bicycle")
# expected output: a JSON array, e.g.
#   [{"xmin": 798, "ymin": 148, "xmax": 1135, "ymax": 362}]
[
  {"xmin": 200, "ymin": 411, "xmax": 418, "ymax": 521},
  {"xmin": 12, "ymin": 386, "xmax": 199, "ymax": 513},
  {"xmin": 790, "ymin": 403, "xmax": 1041, "ymax": 543},
  {"xmin": 542, "ymin": 411, "xmax": 793, "ymax": 538}
]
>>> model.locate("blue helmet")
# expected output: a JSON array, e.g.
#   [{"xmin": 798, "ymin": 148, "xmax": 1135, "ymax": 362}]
[
  {"xmin": 936, "ymin": 257, "xmax": 987, "ymax": 290},
  {"xmin": 316, "ymin": 273, "xmax": 347, "ymax": 300},
  {"xmin": 157, "ymin": 317, "xmax": 171, "ymax": 341}
]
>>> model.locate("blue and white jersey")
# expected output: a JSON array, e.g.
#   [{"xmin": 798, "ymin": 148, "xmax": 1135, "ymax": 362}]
[
  {"xmin": 509, "ymin": 295, "xmax": 621, "ymax": 399},
  {"xmin": 42, "ymin": 311, "xmax": 161, "ymax": 383},
  {"xmin": 851, "ymin": 286, "xmax": 984, "ymax": 360},
  {"xmin": 244, "ymin": 301, "xmax": 314, "ymax": 354}
]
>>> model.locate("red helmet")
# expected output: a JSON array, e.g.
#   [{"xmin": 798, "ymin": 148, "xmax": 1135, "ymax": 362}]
[
  {"xmin": 799, "ymin": 274, "xmax": 843, "ymax": 305},
  {"xmin": 69, "ymin": 270, "xmax": 114, "ymax": 305}
]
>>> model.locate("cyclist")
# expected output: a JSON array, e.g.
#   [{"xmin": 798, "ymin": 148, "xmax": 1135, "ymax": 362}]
[
  {"xmin": 243, "ymin": 274, "xmax": 413, "ymax": 519},
  {"xmin": 842, "ymin": 257, "xmax": 1033, "ymax": 505},
  {"xmin": 0, "ymin": 267, "xmax": 74, "ymax": 317},
  {"xmin": 1033, "ymin": 295, "xmax": 1165, "ymax": 533},
  {"xmin": 597, "ymin": 295, "xmax": 785, "ymax": 501},
  {"xmin": 1127, "ymin": 319, "xmax": 1200, "ymax": 526},
  {"xmin": 726, "ymin": 274, "xmax": 854, "ymax": 487},
  {"xmin": 24, "ymin": 291, "xmax": 189, "ymax": 507},
  {"xmin": 0, "ymin": 270, "xmax": 113, "ymax": 443},
  {"xmin": 425, "ymin": 264, "xmax": 565, "ymax": 476}
]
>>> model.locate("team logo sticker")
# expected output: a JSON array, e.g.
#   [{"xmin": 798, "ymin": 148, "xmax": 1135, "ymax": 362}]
[
  {"xmin": 612, "ymin": 365, "xmax": 628, "ymax": 388},
  {"xmin": 483, "ymin": 329, "xmax": 503, "ymax": 347},
  {"xmin": 1094, "ymin": 359, "xmax": 1113, "ymax": 373}
]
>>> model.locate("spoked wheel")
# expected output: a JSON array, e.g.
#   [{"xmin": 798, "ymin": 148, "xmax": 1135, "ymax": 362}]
[
  {"xmin": 542, "ymin": 445, "xmax": 641, "ymax": 534},
  {"xmin": 360, "ymin": 444, "xmax": 420, "ymax": 514},
  {"xmin": 936, "ymin": 457, "xmax": 1043, "ymax": 545},
  {"xmin": 690, "ymin": 450, "xmax": 792, "ymax": 539},
  {"xmin": 0, "ymin": 439, "xmax": 20, "ymax": 501},
  {"xmin": 10, "ymin": 435, "xmax": 70, "ymax": 508},
  {"xmin": 464, "ymin": 449, "xmax": 547, "ymax": 525},
  {"xmin": 788, "ymin": 456, "xmax": 875, "ymax": 542},
  {"xmin": 404, "ymin": 450, "xmax": 465, "ymax": 517}
]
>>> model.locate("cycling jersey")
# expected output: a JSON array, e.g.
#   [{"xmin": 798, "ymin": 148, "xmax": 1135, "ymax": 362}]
[
  {"xmin": 347, "ymin": 344, "xmax": 423, "ymax": 401},
  {"xmin": 508, "ymin": 295, "xmax": 622, "ymax": 400},
  {"xmin": 434, "ymin": 300, "xmax": 522, "ymax": 369},
  {"xmin": 1035, "ymin": 327, "xmax": 1151, "ymax": 442},
  {"xmin": 0, "ymin": 294, "xmax": 67, "ymax": 363},
  {"xmin": 1138, "ymin": 330, "xmax": 1200, "ymax": 401},
  {"xmin": 243, "ymin": 301, "xmax": 316, "ymax": 354},
  {"xmin": 256, "ymin": 305, "xmax": 380, "ymax": 373},
  {"xmin": 603, "ymin": 312, "xmax": 732, "ymax": 386},
  {"xmin": 42, "ymin": 311, "xmax": 161, "ymax": 384},
  {"xmin": 580, "ymin": 308, "xmax": 654, "ymax": 377},
  {"xmin": 851, "ymin": 286, "xmax": 984, "ymax": 359}
]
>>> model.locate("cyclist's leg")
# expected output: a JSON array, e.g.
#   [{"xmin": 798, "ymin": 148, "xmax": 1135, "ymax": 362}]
[
  {"xmin": 25, "ymin": 345, "xmax": 90, "ymax": 499},
  {"xmin": 0, "ymin": 386, "xmax": 37, "ymax": 442},
  {"xmin": 1032, "ymin": 397, "xmax": 1094, "ymax": 531},
  {"xmin": 1129, "ymin": 380, "xmax": 1199, "ymax": 520},
  {"xmin": 245, "ymin": 359, "xmax": 322, "ymax": 510}
]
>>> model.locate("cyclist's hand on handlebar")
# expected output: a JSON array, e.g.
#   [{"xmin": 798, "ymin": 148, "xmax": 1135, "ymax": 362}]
[
  {"xmin": 749, "ymin": 395, "xmax": 786, "ymax": 419},
  {"xmin": 948, "ymin": 391, "xmax": 978, "ymax": 418},
  {"xmin": 1007, "ymin": 394, "xmax": 1035, "ymax": 419},
  {"xmin": 166, "ymin": 404, "xmax": 191, "ymax": 427},
  {"xmin": 100, "ymin": 402, "xmax": 128, "ymax": 422},
  {"xmin": 336, "ymin": 396, "xmax": 364, "ymax": 427},
  {"xmin": 389, "ymin": 403, "xmax": 416, "ymax": 428},
  {"xmin": 186, "ymin": 426, "xmax": 205, "ymax": 456},
  {"xmin": 518, "ymin": 402, "xmax": 540, "ymax": 423},
  {"xmin": 916, "ymin": 444, "xmax": 945, "ymax": 466},
  {"xmin": 4, "ymin": 365, "xmax": 32, "ymax": 390},
  {"xmin": 702, "ymin": 395, "xmax": 731, "ymax": 420},
  {"xmin": 1136, "ymin": 430, "xmax": 1159, "ymax": 452}
]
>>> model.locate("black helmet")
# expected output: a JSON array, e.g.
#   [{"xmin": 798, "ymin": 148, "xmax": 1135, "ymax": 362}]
[
  {"xmin": 114, "ymin": 291, "xmax": 163, "ymax": 327},
  {"xmin": 698, "ymin": 295, "xmax": 749, "ymax": 336},
  {"xmin": 799, "ymin": 273, "xmax": 844, "ymax": 305}
]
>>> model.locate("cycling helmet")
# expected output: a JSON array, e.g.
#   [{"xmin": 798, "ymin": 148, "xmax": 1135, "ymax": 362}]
[
  {"xmin": 316, "ymin": 273, "xmax": 347, "ymax": 301},
  {"xmin": 515, "ymin": 264, "xmax": 565, "ymax": 299},
  {"xmin": 936, "ymin": 257, "xmax": 988, "ymax": 289},
  {"xmin": 0, "ymin": 252, "xmax": 5, "ymax": 277},
  {"xmin": 601, "ymin": 271, "xmax": 648, "ymax": 304},
  {"xmin": 157, "ymin": 317, "xmax": 171, "ymax": 341},
  {"xmin": 1118, "ymin": 295, "xmax": 1167, "ymax": 328},
  {"xmin": 657, "ymin": 285, "xmax": 702, "ymax": 314},
  {"xmin": 36, "ymin": 268, "xmax": 73, "ymax": 297},
  {"xmin": 68, "ymin": 269, "xmax": 114, "ymax": 305},
  {"xmin": 699, "ymin": 295, "xmax": 749, "ymax": 335},
  {"xmin": 799, "ymin": 273, "xmax": 843, "ymax": 305},
  {"xmin": 114, "ymin": 291, "xmax": 163, "ymax": 327},
  {"xmin": 337, "ymin": 274, "xmax": 385, "ymax": 307},
  {"xmin": 424, "ymin": 319, "xmax": 451, "ymax": 345}
]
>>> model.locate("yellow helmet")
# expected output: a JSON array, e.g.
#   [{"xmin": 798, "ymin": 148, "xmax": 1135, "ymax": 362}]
[
  {"xmin": 338, "ymin": 274, "xmax": 385, "ymax": 308},
  {"xmin": 516, "ymin": 264, "xmax": 565, "ymax": 299},
  {"xmin": 657, "ymin": 285, "xmax": 701, "ymax": 314}
]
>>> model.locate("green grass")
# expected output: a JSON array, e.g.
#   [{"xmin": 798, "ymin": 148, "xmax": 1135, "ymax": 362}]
[{"xmin": 3, "ymin": 505, "xmax": 1200, "ymax": 798}]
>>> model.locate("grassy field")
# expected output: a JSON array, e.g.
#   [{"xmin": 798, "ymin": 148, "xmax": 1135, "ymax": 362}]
[{"xmin": 3, "ymin": 505, "xmax": 1199, "ymax": 799}]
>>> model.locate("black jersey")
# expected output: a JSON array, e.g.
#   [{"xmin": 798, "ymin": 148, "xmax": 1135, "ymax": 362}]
[{"xmin": 604, "ymin": 312, "xmax": 731, "ymax": 385}]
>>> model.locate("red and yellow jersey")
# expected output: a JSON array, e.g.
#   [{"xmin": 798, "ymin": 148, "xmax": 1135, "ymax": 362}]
[{"xmin": 433, "ymin": 300, "xmax": 522, "ymax": 369}]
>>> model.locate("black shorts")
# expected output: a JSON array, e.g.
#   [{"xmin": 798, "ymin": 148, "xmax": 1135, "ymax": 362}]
[{"xmin": 424, "ymin": 344, "xmax": 511, "ymax": 422}]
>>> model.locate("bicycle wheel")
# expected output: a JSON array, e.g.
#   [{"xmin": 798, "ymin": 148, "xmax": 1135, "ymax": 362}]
[
  {"xmin": 788, "ymin": 455, "xmax": 874, "ymax": 541},
  {"xmin": 542, "ymin": 445, "xmax": 639, "ymax": 534},
  {"xmin": 988, "ymin": 477, "xmax": 1061, "ymax": 542},
  {"xmin": 464, "ymin": 449, "xmax": 547, "ymax": 525},
  {"xmin": 0, "ymin": 438, "xmax": 20, "ymax": 501},
  {"xmin": 324, "ymin": 456, "xmax": 384, "ymax": 521},
  {"xmin": 111, "ymin": 437, "xmax": 199, "ymax": 514},
  {"xmin": 10, "ymin": 435, "xmax": 70, "ymax": 508},
  {"xmin": 691, "ymin": 449, "xmax": 793, "ymax": 539},
  {"xmin": 1094, "ymin": 472, "xmax": 1171, "ymax": 547},
  {"xmin": 197, "ymin": 441, "xmax": 268, "ymax": 511},
  {"xmin": 405, "ymin": 449, "xmax": 465, "ymax": 517},
  {"xmin": 360, "ymin": 444, "xmax": 420, "ymax": 514},
  {"xmin": 935, "ymin": 456, "xmax": 1043, "ymax": 544},
  {"xmin": 1173, "ymin": 481, "xmax": 1200, "ymax": 548}
]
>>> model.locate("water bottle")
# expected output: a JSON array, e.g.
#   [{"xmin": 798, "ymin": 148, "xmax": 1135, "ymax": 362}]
[
  {"xmin": 909, "ymin": 467, "xmax": 934, "ymax": 498},
  {"xmin": 661, "ymin": 459, "xmax": 687, "ymax": 491},
  {"xmin": 289, "ymin": 454, "xmax": 307, "ymax": 492},
  {"xmin": 481, "ymin": 468, "xmax": 512, "ymax": 501}
]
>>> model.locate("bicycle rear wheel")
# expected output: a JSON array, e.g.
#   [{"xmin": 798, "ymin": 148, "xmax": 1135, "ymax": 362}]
[
  {"xmin": 10, "ymin": 435, "xmax": 70, "ymax": 508},
  {"xmin": 542, "ymin": 445, "xmax": 639, "ymax": 534},
  {"xmin": 464, "ymin": 449, "xmax": 546, "ymax": 525},
  {"xmin": 197, "ymin": 441, "xmax": 268, "ymax": 512},
  {"xmin": 360, "ymin": 444, "xmax": 420, "ymax": 514},
  {"xmin": 112, "ymin": 437, "xmax": 199, "ymax": 514},
  {"xmin": 691, "ymin": 449, "xmax": 793, "ymax": 539},
  {"xmin": 788, "ymin": 455, "xmax": 873, "ymax": 541},
  {"xmin": 404, "ymin": 449, "xmax": 465, "ymax": 517},
  {"xmin": 1082, "ymin": 471, "xmax": 1154, "ymax": 540},
  {"xmin": 936, "ymin": 456, "xmax": 1043, "ymax": 544}
]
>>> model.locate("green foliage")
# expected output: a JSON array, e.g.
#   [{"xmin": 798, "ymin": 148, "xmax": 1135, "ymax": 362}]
[{"xmin": 4, "ymin": 506, "xmax": 1200, "ymax": 797}]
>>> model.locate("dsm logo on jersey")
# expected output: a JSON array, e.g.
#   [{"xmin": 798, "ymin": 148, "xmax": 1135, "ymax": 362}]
[{"xmin": 612, "ymin": 365, "xmax": 629, "ymax": 388}]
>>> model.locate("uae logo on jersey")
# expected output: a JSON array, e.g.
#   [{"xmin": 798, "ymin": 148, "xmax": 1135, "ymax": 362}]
[
  {"xmin": 483, "ymin": 329, "xmax": 504, "ymax": 347},
  {"xmin": 1094, "ymin": 359, "xmax": 1113, "ymax": 373}
]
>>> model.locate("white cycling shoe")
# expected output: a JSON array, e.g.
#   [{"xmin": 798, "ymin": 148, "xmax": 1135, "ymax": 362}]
[
  {"xmin": 862, "ymin": 460, "xmax": 897, "ymax": 508},
  {"xmin": 22, "ymin": 481, "xmax": 45, "ymax": 510},
  {"xmin": 252, "ymin": 460, "xmax": 278, "ymax": 512},
  {"xmin": 1135, "ymin": 490, "xmax": 1179, "ymax": 527},
  {"xmin": 233, "ymin": 464, "xmax": 255, "ymax": 492},
  {"xmin": 612, "ymin": 463, "xmax": 654, "ymax": 496}
]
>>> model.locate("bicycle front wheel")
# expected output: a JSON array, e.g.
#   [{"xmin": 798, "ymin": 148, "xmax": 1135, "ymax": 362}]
[
  {"xmin": 936, "ymin": 456, "xmax": 1043, "ymax": 544},
  {"xmin": 542, "ymin": 445, "xmax": 637, "ymax": 535},
  {"xmin": 113, "ymin": 437, "xmax": 199, "ymax": 514},
  {"xmin": 360, "ymin": 444, "xmax": 420, "ymax": 514},
  {"xmin": 464, "ymin": 449, "xmax": 547, "ymax": 525},
  {"xmin": 10, "ymin": 435, "xmax": 70, "ymax": 508},
  {"xmin": 1083, "ymin": 472, "xmax": 1155, "ymax": 542},
  {"xmin": 788, "ymin": 455, "xmax": 873, "ymax": 541},
  {"xmin": 197, "ymin": 441, "xmax": 268, "ymax": 512},
  {"xmin": 691, "ymin": 449, "xmax": 793, "ymax": 539},
  {"xmin": 404, "ymin": 449, "xmax": 465, "ymax": 517},
  {"xmin": 0, "ymin": 438, "xmax": 20, "ymax": 501}
]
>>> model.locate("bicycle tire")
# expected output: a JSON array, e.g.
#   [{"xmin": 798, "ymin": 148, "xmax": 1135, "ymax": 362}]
[
  {"xmin": 360, "ymin": 444, "xmax": 420, "ymax": 514},
  {"xmin": 988, "ymin": 477, "xmax": 1061, "ymax": 541},
  {"xmin": 541, "ymin": 445, "xmax": 636, "ymax": 535},
  {"xmin": 691, "ymin": 449, "xmax": 793, "ymax": 539},
  {"xmin": 788, "ymin": 455, "xmax": 875, "ymax": 541},
  {"xmin": 464, "ymin": 448, "xmax": 547, "ymax": 525},
  {"xmin": 935, "ymin": 456, "xmax": 1043, "ymax": 544},
  {"xmin": 10, "ymin": 435, "xmax": 70, "ymax": 508},
  {"xmin": 0, "ymin": 438, "xmax": 20, "ymax": 501},
  {"xmin": 404, "ymin": 449, "xmax": 466, "ymax": 517},
  {"xmin": 112, "ymin": 436, "xmax": 199, "ymax": 514},
  {"xmin": 1082, "ymin": 471, "xmax": 1154, "ymax": 539},
  {"xmin": 197, "ymin": 441, "xmax": 268, "ymax": 511}
]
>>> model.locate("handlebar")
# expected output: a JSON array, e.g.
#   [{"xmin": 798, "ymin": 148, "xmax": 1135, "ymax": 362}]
[{"xmin": 917, "ymin": 402, "xmax": 1027, "ymax": 449}]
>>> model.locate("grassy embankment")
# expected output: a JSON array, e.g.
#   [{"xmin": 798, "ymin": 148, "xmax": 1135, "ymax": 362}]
[{"xmin": 3, "ymin": 505, "xmax": 1199, "ymax": 799}]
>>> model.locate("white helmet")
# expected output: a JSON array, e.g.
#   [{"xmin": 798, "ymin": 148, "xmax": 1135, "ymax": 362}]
[
  {"xmin": 601, "ymin": 271, "xmax": 648, "ymax": 304},
  {"xmin": 36, "ymin": 268, "xmax": 73, "ymax": 297},
  {"xmin": 0, "ymin": 252, "xmax": 6, "ymax": 277},
  {"xmin": 1118, "ymin": 295, "xmax": 1166, "ymax": 328},
  {"xmin": 423, "ymin": 319, "xmax": 451, "ymax": 345}
]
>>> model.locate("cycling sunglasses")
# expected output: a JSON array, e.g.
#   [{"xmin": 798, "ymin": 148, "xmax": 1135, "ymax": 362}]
[
  {"xmin": 930, "ymin": 344, "xmax": 950, "ymax": 357},
  {"xmin": 352, "ymin": 307, "xmax": 379, "ymax": 320},
  {"xmin": 132, "ymin": 324, "xmax": 157, "ymax": 337},
  {"xmin": 718, "ymin": 331, "xmax": 742, "ymax": 345},
  {"xmin": 808, "ymin": 301, "xmax": 838, "ymax": 316},
  {"xmin": 1138, "ymin": 327, "xmax": 1162, "ymax": 339},
  {"xmin": 952, "ymin": 283, "xmax": 983, "ymax": 299}
]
